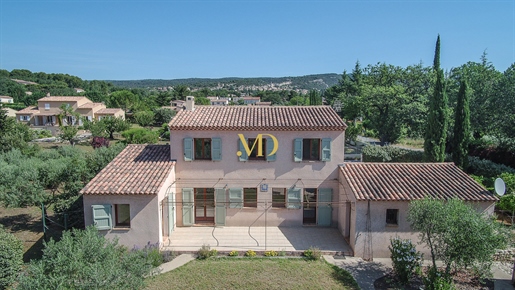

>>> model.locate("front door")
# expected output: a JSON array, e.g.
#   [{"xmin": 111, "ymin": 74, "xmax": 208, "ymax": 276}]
[
  {"xmin": 195, "ymin": 188, "xmax": 215, "ymax": 223},
  {"xmin": 303, "ymin": 188, "xmax": 317, "ymax": 224}
]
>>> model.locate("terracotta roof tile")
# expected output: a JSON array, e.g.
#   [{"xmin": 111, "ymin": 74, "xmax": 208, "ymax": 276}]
[
  {"xmin": 340, "ymin": 163, "xmax": 497, "ymax": 202},
  {"xmin": 80, "ymin": 145, "xmax": 174, "ymax": 195},
  {"xmin": 96, "ymin": 108, "xmax": 123, "ymax": 114},
  {"xmin": 79, "ymin": 102, "xmax": 103, "ymax": 109},
  {"xmin": 15, "ymin": 106, "xmax": 39, "ymax": 115},
  {"xmin": 169, "ymin": 106, "xmax": 347, "ymax": 131},
  {"xmin": 39, "ymin": 96, "xmax": 90, "ymax": 102}
]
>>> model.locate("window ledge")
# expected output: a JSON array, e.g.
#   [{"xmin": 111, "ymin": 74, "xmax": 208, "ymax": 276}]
[
  {"xmin": 112, "ymin": 227, "xmax": 131, "ymax": 231},
  {"xmin": 385, "ymin": 224, "xmax": 398, "ymax": 228}
]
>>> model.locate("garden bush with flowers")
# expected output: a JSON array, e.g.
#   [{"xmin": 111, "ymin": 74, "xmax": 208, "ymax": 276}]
[{"xmin": 389, "ymin": 237, "xmax": 423, "ymax": 285}]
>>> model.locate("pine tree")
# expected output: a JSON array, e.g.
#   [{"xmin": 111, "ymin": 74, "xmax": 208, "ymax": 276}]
[
  {"xmin": 424, "ymin": 35, "xmax": 448, "ymax": 162},
  {"xmin": 308, "ymin": 90, "xmax": 321, "ymax": 105},
  {"xmin": 452, "ymin": 80, "xmax": 470, "ymax": 169}
]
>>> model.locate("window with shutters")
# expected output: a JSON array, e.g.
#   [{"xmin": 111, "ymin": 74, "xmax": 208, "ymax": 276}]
[
  {"xmin": 194, "ymin": 138, "xmax": 212, "ymax": 160},
  {"xmin": 184, "ymin": 138, "xmax": 221, "ymax": 161},
  {"xmin": 294, "ymin": 138, "xmax": 331, "ymax": 162},
  {"xmin": 248, "ymin": 138, "xmax": 266, "ymax": 161}
]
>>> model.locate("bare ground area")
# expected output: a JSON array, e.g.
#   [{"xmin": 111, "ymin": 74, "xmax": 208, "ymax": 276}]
[{"xmin": 0, "ymin": 206, "xmax": 62, "ymax": 262}]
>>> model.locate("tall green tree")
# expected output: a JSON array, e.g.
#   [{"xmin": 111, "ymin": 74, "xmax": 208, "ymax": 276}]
[
  {"xmin": 107, "ymin": 90, "xmax": 137, "ymax": 113},
  {"xmin": 424, "ymin": 35, "xmax": 448, "ymax": 162},
  {"xmin": 452, "ymin": 80, "xmax": 470, "ymax": 169},
  {"xmin": 308, "ymin": 90, "xmax": 322, "ymax": 105}
]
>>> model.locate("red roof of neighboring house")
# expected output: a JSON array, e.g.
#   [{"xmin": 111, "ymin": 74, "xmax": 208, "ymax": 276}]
[
  {"xmin": 169, "ymin": 106, "xmax": 347, "ymax": 131},
  {"xmin": 340, "ymin": 162, "xmax": 497, "ymax": 202},
  {"xmin": 80, "ymin": 145, "xmax": 174, "ymax": 195},
  {"xmin": 0, "ymin": 96, "xmax": 13, "ymax": 99}
]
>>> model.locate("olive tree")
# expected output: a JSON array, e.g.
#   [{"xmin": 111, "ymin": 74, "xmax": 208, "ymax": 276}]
[
  {"xmin": 17, "ymin": 226, "xmax": 157, "ymax": 289},
  {"xmin": 407, "ymin": 197, "xmax": 508, "ymax": 278}
]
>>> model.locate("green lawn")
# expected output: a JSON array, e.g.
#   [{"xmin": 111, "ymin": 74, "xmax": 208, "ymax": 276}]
[{"xmin": 145, "ymin": 258, "xmax": 359, "ymax": 290}]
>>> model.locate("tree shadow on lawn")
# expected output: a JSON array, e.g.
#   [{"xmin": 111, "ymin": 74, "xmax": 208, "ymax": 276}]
[
  {"xmin": 0, "ymin": 213, "xmax": 41, "ymax": 233},
  {"xmin": 328, "ymin": 262, "xmax": 361, "ymax": 290}
]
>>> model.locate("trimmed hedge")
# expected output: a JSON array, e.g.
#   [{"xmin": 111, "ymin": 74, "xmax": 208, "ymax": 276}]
[
  {"xmin": 467, "ymin": 156, "xmax": 515, "ymax": 178},
  {"xmin": 361, "ymin": 145, "xmax": 424, "ymax": 163},
  {"xmin": 0, "ymin": 227, "xmax": 23, "ymax": 289}
]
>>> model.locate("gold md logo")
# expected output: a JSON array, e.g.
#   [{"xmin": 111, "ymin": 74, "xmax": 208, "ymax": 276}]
[{"xmin": 237, "ymin": 134, "xmax": 278, "ymax": 157}]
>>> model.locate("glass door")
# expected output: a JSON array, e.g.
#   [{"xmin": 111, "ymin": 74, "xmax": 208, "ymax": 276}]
[
  {"xmin": 303, "ymin": 188, "xmax": 317, "ymax": 224},
  {"xmin": 195, "ymin": 188, "xmax": 215, "ymax": 223}
]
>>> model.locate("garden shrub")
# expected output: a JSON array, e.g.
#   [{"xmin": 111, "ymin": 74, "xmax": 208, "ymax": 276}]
[
  {"xmin": 0, "ymin": 227, "xmax": 23, "ymax": 290},
  {"xmin": 228, "ymin": 250, "xmax": 239, "ymax": 257},
  {"xmin": 388, "ymin": 237, "xmax": 423, "ymax": 285},
  {"xmin": 140, "ymin": 242, "xmax": 163, "ymax": 267},
  {"xmin": 264, "ymin": 250, "xmax": 278, "ymax": 257},
  {"xmin": 303, "ymin": 247, "xmax": 322, "ymax": 261},
  {"xmin": 197, "ymin": 245, "xmax": 217, "ymax": 259},
  {"xmin": 244, "ymin": 250, "xmax": 256, "ymax": 257},
  {"xmin": 467, "ymin": 156, "xmax": 515, "ymax": 178},
  {"xmin": 121, "ymin": 128, "xmax": 158, "ymax": 144},
  {"xmin": 423, "ymin": 266, "xmax": 456, "ymax": 290}
]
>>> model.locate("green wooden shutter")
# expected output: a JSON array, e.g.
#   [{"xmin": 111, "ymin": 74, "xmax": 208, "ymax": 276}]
[
  {"xmin": 293, "ymin": 138, "xmax": 303, "ymax": 162},
  {"xmin": 229, "ymin": 188, "xmax": 243, "ymax": 208},
  {"xmin": 266, "ymin": 137, "xmax": 276, "ymax": 161},
  {"xmin": 215, "ymin": 188, "xmax": 226, "ymax": 226},
  {"xmin": 318, "ymin": 188, "xmax": 333, "ymax": 226},
  {"xmin": 211, "ymin": 138, "xmax": 222, "ymax": 161},
  {"xmin": 182, "ymin": 188, "xmax": 194, "ymax": 226},
  {"xmin": 287, "ymin": 188, "xmax": 302, "ymax": 209},
  {"xmin": 92, "ymin": 204, "xmax": 112, "ymax": 230},
  {"xmin": 184, "ymin": 138, "xmax": 193, "ymax": 161},
  {"xmin": 321, "ymin": 138, "xmax": 331, "ymax": 161},
  {"xmin": 238, "ymin": 139, "xmax": 248, "ymax": 162}
]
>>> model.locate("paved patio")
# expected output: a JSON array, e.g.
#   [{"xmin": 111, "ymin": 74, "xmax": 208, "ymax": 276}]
[{"xmin": 163, "ymin": 226, "xmax": 353, "ymax": 254}]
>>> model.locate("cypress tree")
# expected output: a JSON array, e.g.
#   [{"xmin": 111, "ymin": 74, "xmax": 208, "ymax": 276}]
[
  {"xmin": 424, "ymin": 35, "xmax": 448, "ymax": 162},
  {"xmin": 452, "ymin": 80, "xmax": 470, "ymax": 169}
]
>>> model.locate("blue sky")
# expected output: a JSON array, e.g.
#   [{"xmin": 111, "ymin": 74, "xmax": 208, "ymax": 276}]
[{"xmin": 0, "ymin": 0, "xmax": 513, "ymax": 80}]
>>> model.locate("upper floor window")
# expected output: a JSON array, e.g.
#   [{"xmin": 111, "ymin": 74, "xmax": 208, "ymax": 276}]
[
  {"xmin": 184, "ymin": 137, "xmax": 221, "ymax": 161},
  {"xmin": 294, "ymin": 138, "xmax": 331, "ymax": 162},
  {"xmin": 44, "ymin": 103, "xmax": 50, "ymax": 110},
  {"xmin": 194, "ymin": 138, "xmax": 212, "ymax": 160},
  {"xmin": 248, "ymin": 138, "xmax": 266, "ymax": 161},
  {"xmin": 238, "ymin": 136, "xmax": 276, "ymax": 162}
]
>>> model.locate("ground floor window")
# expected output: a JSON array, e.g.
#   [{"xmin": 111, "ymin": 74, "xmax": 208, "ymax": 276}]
[
  {"xmin": 244, "ymin": 188, "xmax": 257, "ymax": 208},
  {"xmin": 272, "ymin": 188, "xmax": 286, "ymax": 208},
  {"xmin": 386, "ymin": 209, "xmax": 399, "ymax": 225},
  {"xmin": 115, "ymin": 204, "xmax": 130, "ymax": 227}
]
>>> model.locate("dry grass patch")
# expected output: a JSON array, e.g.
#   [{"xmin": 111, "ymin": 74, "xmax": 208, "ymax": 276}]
[{"xmin": 145, "ymin": 258, "xmax": 359, "ymax": 290}]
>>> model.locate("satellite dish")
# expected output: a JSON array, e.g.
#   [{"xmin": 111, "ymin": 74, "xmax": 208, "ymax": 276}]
[{"xmin": 495, "ymin": 178, "xmax": 506, "ymax": 196}]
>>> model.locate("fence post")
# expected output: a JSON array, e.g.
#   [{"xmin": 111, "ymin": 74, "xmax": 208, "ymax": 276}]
[{"xmin": 41, "ymin": 203, "xmax": 47, "ymax": 242}]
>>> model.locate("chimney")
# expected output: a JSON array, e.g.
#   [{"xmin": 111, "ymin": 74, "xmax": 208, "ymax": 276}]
[
  {"xmin": 185, "ymin": 96, "xmax": 195, "ymax": 111},
  {"xmin": 46, "ymin": 93, "xmax": 50, "ymax": 97}
]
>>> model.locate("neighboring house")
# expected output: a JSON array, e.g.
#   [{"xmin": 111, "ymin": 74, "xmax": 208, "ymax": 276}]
[
  {"xmin": 0, "ymin": 96, "xmax": 14, "ymax": 103},
  {"xmin": 255, "ymin": 101, "xmax": 271, "ymax": 106},
  {"xmin": 207, "ymin": 96, "xmax": 230, "ymax": 106},
  {"xmin": 170, "ymin": 100, "xmax": 186, "ymax": 112},
  {"xmin": 242, "ymin": 96, "xmax": 260, "ymax": 105},
  {"xmin": 11, "ymin": 79, "xmax": 38, "ymax": 85},
  {"xmin": 15, "ymin": 95, "xmax": 124, "ymax": 128},
  {"xmin": 81, "ymin": 96, "xmax": 497, "ymax": 258},
  {"xmin": 74, "ymin": 88, "xmax": 85, "ymax": 93},
  {"xmin": 3, "ymin": 108, "xmax": 17, "ymax": 117}
]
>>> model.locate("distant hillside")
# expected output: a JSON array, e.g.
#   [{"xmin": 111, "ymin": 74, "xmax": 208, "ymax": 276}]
[{"xmin": 107, "ymin": 73, "xmax": 341, "ymax": 92}]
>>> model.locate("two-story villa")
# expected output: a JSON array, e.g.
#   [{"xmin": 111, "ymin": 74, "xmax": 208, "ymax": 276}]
[
  {"xmin": 81, "ymin": 96, "xmax": 497, "ymax": 258},
  {"xmin": 15, "ymin": 95, "xmax": 124, "ymax": 130}
]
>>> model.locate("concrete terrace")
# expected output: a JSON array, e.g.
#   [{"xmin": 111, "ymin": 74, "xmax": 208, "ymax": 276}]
[{"xmin": 163, "ymin": 226, "xmax": 353, "ymax": 255}]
